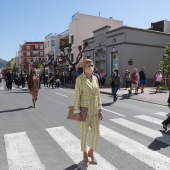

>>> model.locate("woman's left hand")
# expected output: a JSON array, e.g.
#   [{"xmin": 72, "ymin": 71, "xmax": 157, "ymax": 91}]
[{"xmin": 98, "ymin": 111, "xmax": 103, "ymax": 121}]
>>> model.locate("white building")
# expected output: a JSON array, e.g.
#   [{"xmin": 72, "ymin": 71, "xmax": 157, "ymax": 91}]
[
  {"xmin": 83, "ymin": 25, "xmax": 170, "ymax": 86},
  {"xmin": 44, "ymin": 12, "xmax": 123, "ymax": 72},
  {"xmin": 69, "ymin": 12, "xmax": 123, "ymax": 68},
  {"xmin": 44, "ymin": 33, "xmax": 61, "ymax": 60}
]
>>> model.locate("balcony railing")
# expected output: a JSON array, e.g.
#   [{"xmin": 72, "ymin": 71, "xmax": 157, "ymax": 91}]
[
  {"xmin": 45, "ymin": 33, "xmax": 58, "ymax": 39},
  {"xmin": 57, "ymin": 29, "xmax": 69, "ymax": 36}
]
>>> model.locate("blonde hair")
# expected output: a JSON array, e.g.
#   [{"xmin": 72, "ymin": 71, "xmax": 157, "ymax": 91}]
[{"xmin": 82, "ymin": 59, "xmax": 93, "ymax": 71}]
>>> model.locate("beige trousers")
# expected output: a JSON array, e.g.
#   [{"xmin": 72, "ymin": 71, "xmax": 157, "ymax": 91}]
[{"xmin": 79, "ymin": 113, "xmax": 100, "ymax": 152}]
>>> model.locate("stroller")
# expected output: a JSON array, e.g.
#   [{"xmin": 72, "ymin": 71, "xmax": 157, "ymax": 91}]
[{"xmin": 54, "ymin": 78, "xmax": 60, "ymax": 88}]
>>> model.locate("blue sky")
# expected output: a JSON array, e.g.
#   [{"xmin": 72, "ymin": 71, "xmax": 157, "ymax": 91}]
[{"xmin": 0, "ymin": 0, "xmax": 170, "ymax": 61}]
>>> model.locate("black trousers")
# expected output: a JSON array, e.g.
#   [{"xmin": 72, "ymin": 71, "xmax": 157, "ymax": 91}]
[{"xmin": 162, "ymin": 116, "xmax": 170, "ymax": 126}]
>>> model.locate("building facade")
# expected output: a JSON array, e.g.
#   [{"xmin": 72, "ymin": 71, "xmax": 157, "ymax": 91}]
[
  {"xmin": 44, "ymin": 30, "xmax": 70, "ymax": 72},
  {"xmin": 83, "ymin": 25, "xmax": 170, "ymax": 85},
  {"xmin": 21, "ymin": 41, "xmax": 44, "ymax": 69},
  {"xmin": 69, "ymin": 12, "xmax": 123, "ymax": 69}
]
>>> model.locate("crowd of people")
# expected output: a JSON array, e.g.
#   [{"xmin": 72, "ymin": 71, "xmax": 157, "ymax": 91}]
[
  {"xmin": 110, "ymin": 67, "xmax": 164, "ymax": 102},
  {"xmin": 2, "ymin": 71, "xmax": 28, "ymax": 90}
]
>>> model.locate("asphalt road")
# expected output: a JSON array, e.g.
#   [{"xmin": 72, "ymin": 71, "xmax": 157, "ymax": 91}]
[{"xmin": 0, "ymin": 82, "xmax": 170, "ymax": 170}]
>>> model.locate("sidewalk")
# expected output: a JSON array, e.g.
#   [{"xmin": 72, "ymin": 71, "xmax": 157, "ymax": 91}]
[
  {"xmin": 100, "ymin": 87, "xmax": 169, "ymax": 106},
  {"xmin": 63, "ymin": 83, "xmax": 169, "ymax": 106}
]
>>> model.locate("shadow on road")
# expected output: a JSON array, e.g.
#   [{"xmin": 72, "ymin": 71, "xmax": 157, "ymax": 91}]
[
  {"xmin": 0, "ymin": 106, "xmax": 32, "ymax": 113},
  {"xmin": 102, "ymin": 102, "xmax": 114, "ymax": 106},
  {"xmin": 120, "ymin": 94, "xmax": 131, "ymax": 100},
  {"xmin": 148, "ymin": 130, "xmax": 170, "ymax": 151},
  {"xmin": 64, "ymin": 164, "xmax": 81, "ymax": 170}
]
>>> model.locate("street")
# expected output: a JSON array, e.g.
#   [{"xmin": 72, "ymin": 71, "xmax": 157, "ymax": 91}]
[{"xmin": 0, "ymin": 82, "xmax": 170, "ymax": 170}]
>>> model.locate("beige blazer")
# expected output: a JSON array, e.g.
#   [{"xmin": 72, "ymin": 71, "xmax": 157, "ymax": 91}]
[{"xmin": 74, "ymin": 73, "xmax": 102, "ymax": 115}]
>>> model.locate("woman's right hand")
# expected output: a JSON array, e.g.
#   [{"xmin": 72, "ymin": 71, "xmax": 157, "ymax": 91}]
[{"xmin": 75, "ymin": 113, "xmax": 82, "ymax": 121}]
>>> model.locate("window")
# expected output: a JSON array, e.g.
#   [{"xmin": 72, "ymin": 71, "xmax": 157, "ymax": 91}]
[
  {"xmin": 35, "ymin": 45, "xmax": 38, "ymax": 50},
  {"xmin": 48, "ymin": 41, "xmax": 49, "ymax": 47},
  {"xmin": 45, "ymin": 42, "xmax": 47, "ymax": 48},
  {"xmin": 33, "ymin": 51, "xmax": 38, "ymax": 57},
  {"xmin": 26, "ymin": 52, "xmax": 30, "ymax": 56},
  {"xmin": 40, "ymin": 45, "xmax": 43, "ymax": 49},
  {"xmin": 71, "ymin": 54, "xmax": 74, "ymax": 62},
  {"xmin": 40, "ymin": 52, "xmax": 44, "ymax": 56},
  {"xmin": 71, "ymin": 35, "xmax": 74, "ymax": 44},
  {"xmin": 51, "ymin": 40, "xmax": 55, "ymax": 46},
  {"xmin": 26, "ymin": 45, "xmax": 30, "ymax": 50}
]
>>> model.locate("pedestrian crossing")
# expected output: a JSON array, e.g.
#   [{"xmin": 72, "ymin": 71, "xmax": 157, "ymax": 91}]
[{"xmin": 2, "ymin": 111, "xmax": 170, "ymax": 170}]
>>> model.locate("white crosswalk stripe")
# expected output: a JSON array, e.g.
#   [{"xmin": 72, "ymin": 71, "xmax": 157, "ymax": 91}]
[
  {"xmin": 2, "ymin": 111, "xmax": 170, "ymax": 170},
  {"xmin": 154, "ymin": 112, "xmax": 168, "ymax": 117},
  {"xmin": 0, "ymin": 86, "xmax": 4, "ymax": 90},
  {"xmin": 46, "ymin": 126, "xmax": 117, "ymax": 170},
  {"xmin": 4, "ymin": 132, "xmax": 45, "ymax": 170},
  {"xmin": 135, "ymin": 115, "xmax": 163, "ymax": 125},
  {"xmin": 110, "ymin": 118, "xmax": 170, "ymax": 145},
  {"xmin": 100, "ymin": 124, "xmax": 170, "ymax": 170}
]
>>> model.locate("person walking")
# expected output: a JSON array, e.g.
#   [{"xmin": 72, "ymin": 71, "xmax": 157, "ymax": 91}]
[
  {"xmin": 55, "ymin": 71, "xmax": 60, "ymax": 88},
  {"xmin": 6, "ymin": 71, "xmax": 12, "ymax": 90},
  {"xmin": 100, "ymin": 70, "xmax": 105, "ymax": 87},
  {"xmin": 0, "ymin": 72, "xmax": 2, "ymax": 83},
  {"xmin": 111, "ymin": 69, "xmax": 121, "ymax": 102},
  {"xmin": 126, "ymin": 71, "xmax": 131, "ymax": 89},
  {"xmin": 21, "ymin": 74, "xmax": 26, "ymax": 88},
  {"xmin": 129, "ymin": 68, "xmax": 139, "ymax": 95},
  {"xmin": 74, "ymin": 59, "xmax": 103, "ymax": 167},
  {"xmin": 155, "ymin": 70, "xmax": 164, "ymax": 93},
  {"xmin": 49, "ymin": 72, "xmax": 55, "ymax": 88},
  {"xmin": 162, "ymin": 89, "xmax": 170, "ymax": 130},
  {"xmin": 28, "ymin": 68, "xmax": 40, "ymax": 108},
  {"xmin": 94, "ymin": 68, "xmax": 101, "ymax": 87},
  {"xmin": 139, "ymin": 67, "xmax": 147, "ymax": 93},
  {"xmin": 124, "ymin": 70, "xmax": 129, "ymax": 89}
]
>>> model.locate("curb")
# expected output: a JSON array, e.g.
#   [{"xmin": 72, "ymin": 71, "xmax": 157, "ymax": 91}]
[{"xmin": 100, "ymin": 91, "xmax": 168, "ymax": 107}]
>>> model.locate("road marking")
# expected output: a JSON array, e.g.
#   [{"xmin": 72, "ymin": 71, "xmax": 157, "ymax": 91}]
[
  {"xmin": 46, "ymin": 126, "xmax": 117, "ymax": 170},
  {"xmin": 100, "ymin": 124, "xmax": 170, "ymax": 170},
  {"xmin": 110, "ymin": 118, "xmax": 170, "ymax": 145},
  {"xmin": 102, "ymin": 108, "xmax": 125, "ymax": 117},
  {"xmin": 55, "ymin": 92, "xmax": 68, "ymax": 97},
  {"xmin": 134, "ymin": 115, "xmax": 163, "ymax": 125},
  {"xmin": 0, "ymin": 86, "xmax": 4, "ymax": 90},
  {"xmin": 4, "ymin": 132, "xmax": 45, "ymax": 170},
  {"xmin": 154, "ymin": 112, "xmax": 168, "ymax": 117}
]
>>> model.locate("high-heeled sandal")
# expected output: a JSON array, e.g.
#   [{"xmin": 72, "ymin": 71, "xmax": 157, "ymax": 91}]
[
  {"xmin": 83, "ymin": 152, "xmax": 89, "ymax": 167},
  {"xmin": 88, "ymin": 150, "xmax": 97, "ymax": 164}
]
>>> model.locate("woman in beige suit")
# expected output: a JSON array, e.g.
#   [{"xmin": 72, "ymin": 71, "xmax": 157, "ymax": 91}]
[{"xmin": 74, "ymin": 59, "xmax": 103, "ymax": 166}]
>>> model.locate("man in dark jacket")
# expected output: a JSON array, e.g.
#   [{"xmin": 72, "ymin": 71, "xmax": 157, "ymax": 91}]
[{"xmin": 6, "ymin": 71, "xmax": 12, "ymax": 90}]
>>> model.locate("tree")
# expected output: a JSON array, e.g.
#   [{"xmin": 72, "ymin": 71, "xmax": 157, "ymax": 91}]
[
  {"xmin": 60, "ymin": 42, "xmax": 88, "ymax": 70},
  {"xmin": 160, "ymin": 43, "xmax": 170, "ymax": 88},
  {"xmin": 160, "ymin": 43, "xmax": 170, "ymax": 76}
]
